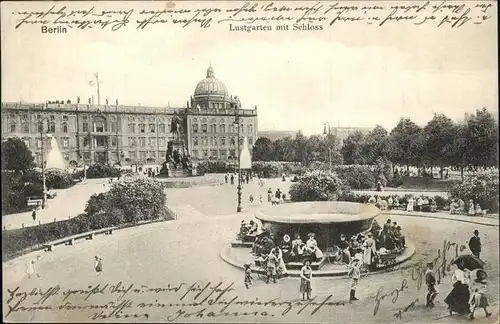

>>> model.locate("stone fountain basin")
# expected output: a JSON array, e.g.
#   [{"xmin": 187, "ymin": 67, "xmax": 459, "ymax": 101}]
[{"xmin": 255, "ymin": 201, "xmax": 380, "ymax": 224}]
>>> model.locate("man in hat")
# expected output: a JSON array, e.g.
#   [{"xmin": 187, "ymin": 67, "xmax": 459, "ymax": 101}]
[
  {"xmin": 348, "ymin": 255, "xmax": 361, "ymax": 302},
  {"xmin": 425, "ymin": 262, "xmax": 437, "ymax": 307},
  {"xmin": 468, "ymin": 230, "xmax": 482, "ymax": 259}
]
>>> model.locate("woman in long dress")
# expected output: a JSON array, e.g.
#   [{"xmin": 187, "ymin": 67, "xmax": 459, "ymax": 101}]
[
  {"xmin": 270, "ymin": 247, "xmax": 287, "ymax": 278},
  {"xmin": 362, "ymin": 233, "xmax": 377, "ymax": 271},
  {"xmin": 406, "ymin": 196, "xmax": 414, "ymax": 212},
  {"xmin": 468, "ymin": 200, "xmax": 475, "ymax": 216},
  {"xmin": 444, "ymin": 264, "xmax": 471, "ymax": 315},
  {"xmin": 300, "ymin": 260, "xmax": 313, "ymax": 300},
  {"xmin": 25, "ymin": 255, "xmax": 42, "ymax": 279}
]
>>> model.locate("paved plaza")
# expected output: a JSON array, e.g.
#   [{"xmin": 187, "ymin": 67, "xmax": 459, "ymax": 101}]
[{"xmin": 2, "ymin": 175, "xmax": 499, "ymax": 323}]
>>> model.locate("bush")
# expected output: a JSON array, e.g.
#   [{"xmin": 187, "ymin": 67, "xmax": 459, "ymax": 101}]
[
  {"xmin": 85, "ymin": 176, "xmax": 169, "ymax": 223},
  {"xmin": 389, "ymin": 172, "xmax": 404, "ymax": 187},
  {"xmin": 44, "ymin": 169, "xmax": 75, "ymax": 189},
  {"xmin": 196, "ymin": 161, "xmax": 234, "ymax": 175},
  {"xmin": 252, "ymin": 161, "xmax": 284, "ymax": 178},
  {"xmin": 290, "ymin": 171, "xmax": 351, "ymax": 202},
  {"xmin": 76, "ymin": 164, "xmax": 122, "ymax": 179},
  {"xmin": 333, "ymin": 165, "xmax": 376, "ymax": 189},
  {"xmin": 450, "ymin": 169, "xmax": 499, "ymax": 213}
]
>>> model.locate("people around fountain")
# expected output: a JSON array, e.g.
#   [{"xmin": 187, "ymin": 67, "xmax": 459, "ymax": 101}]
[
  {"xmin": 338, "ymin": 233, "xmax": 351, "ymax": 264},
  {"xmin": 269, "ymin": 246, "xmax": 287, "ymax": 278},
  {"xmin": 267, "ymin": 188, "xmax": 273, "ymax": 203},
  {"xmin": 300, "ymin": 260, "xmax": 313, "ymax": 301},
  {"xmin": 348, "ymin": 254, "xmax": 361, "ymax": 302},
  {"xmin": 291, "ymin": 234, "xmax": 304, "ymax": 262},
  {"xmin": 362, "ymin": 232, "xmax": 377, "ymax": 271},
  {"xmin": 265, "ymin": 248, "xmax": 280, "ymax": 284},
  {"xmin": 280, "ymin": 235, "xmax": 292, "ymax": 263},
  {"xmin": 244, "ymin": 263, "xmax": 253, "ymax": 289},
  {"xmin": 275, "ymin": 189, "xmax": 282, "ymax": 204}
]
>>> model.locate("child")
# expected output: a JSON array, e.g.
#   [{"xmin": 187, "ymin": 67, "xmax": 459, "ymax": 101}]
[
  {"xmin": 425, "ymin": 262, "xmax": 437, "ymax": 307},
  {"xmin": 469, "ymin": 278, "xmax": 492, "ymax": 319},
  {"xmin": 249, "ymin": 194, "xmax": 254, "ymax": 203},
  {"xmin": 244, "ymin": 263, "xmax": 253, "ymax": 289},
  {"xmin": 94, "ymin": 256, "xmax": 103, "ymax": 275}
]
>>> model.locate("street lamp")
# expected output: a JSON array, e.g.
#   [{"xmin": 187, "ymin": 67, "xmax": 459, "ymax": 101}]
[
  {"xmin": 234, "ymin": 110, "xmax": 243, "ymax": 213},
  {"xmin": 323, "ymin": 122, "xmax": 333, "ymax": 172},
  {"xmin": 38, "ymin": 117, "xmax": 50, "ymax": 209}
]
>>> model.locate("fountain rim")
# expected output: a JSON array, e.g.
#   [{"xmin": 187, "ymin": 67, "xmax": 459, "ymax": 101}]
[{"xmin": 254, "ymin": 201, "xmax": 381, "ymax": 224}]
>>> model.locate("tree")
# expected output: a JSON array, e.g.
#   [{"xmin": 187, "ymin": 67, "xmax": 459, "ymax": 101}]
[
  {"xmin": 422, "ymin": 114, "xmax": 456, "ymax": 178},
  {"xmin": 388, "ymin": 118, "xmax": 424, "ymax": 172},
  {"xmin": 361, "ymin": 125, "xmax": 389, "ymax": 164},
  {"xmin": 465, "ymin": 108, "xmax": 498, "ymax": 168},
  {"xmin": 251, "ymin": 137, "xmax": 274, "ymax": 161},
  {"xmin": 1, "ymin": 138, "xmax": 35, "ymax": 173},
  {"xmin": 293, "ymin": 131, "xmax": 309, "ymax": 164},
  {"xmin": 340, "ymin": 131, "xmax": 365, "ymax": 165}
]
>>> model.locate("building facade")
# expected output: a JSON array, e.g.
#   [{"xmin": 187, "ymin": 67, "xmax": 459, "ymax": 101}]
[
  {"xmin": 1, "ymin": 66, "xmax": 258, "ymax": 168},
  {"xmin": 328, "ymin": 126, "xmax": 373, "ymax": 146}
]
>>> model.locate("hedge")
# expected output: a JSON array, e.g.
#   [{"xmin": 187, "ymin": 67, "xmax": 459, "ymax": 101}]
[
  {"xmin": 289, "ymin": 171, "xmax": 350, "ymax": 202},
  {"xmin": 450, "ymin": 169, "xmax": 499, "ymax": 213},
  {"xmin": 74, "ymin": 164, "xmax": 122, "ymax": 179}
]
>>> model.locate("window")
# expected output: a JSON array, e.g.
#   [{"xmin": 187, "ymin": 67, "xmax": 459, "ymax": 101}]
[
  {"xmin": 111, "ymin": 137, "xmax": 118, "ymax": 147},
  {"xmin": 22, "ymin": 123, "xmax": 29, "ymax": 133},
  {"xmin": 230, "ymin": 137, "xmax": 235, "ymax": 145},
  {"xmin": 50, "ymin": 115, "xmax": 55, "ymax": 121},
  {"xmin": 129, "ymin": 151, "xmax": 137, "ymax": 159},
  {"xmin": 63, "ymin": 153, "xmax": 70, "ymax": 161},
  {"xmin": 139, "ymin": 124, "xmax": 145, "ymax": 133},
  {"xmin": 158, "ymin": 137, "xmax": 166, "ymax": 146},
  {"xmin": 94, "ymin": 119, "xmax": 106, "ymax": 132},
  {"xmin": 192, "ymin": 150, "xmax": 198, "ymax": 158},
  {"xmin": 148, "ymin": 137, "xmax": 156, "ymax": 147},
  {"xmin": 220, "ymin": 149, "xmax": 226, "ymax": 158},
  {"xmin": 62, "ymin": 115, "xmax": 68, "ymax": 121},
  {"xmin": 220, "ymin": 124, "xmax": 226, "ymax": 133},
  {"xmin": 83, "ymin": 122, "xmax": 89, "ymax": 132},
  {"xmin": 96, "ymin": 137, "xmax": 106, "ymax": 147},
  {"xmin": 193, "ymin": 124, "xmax": 198, "ymax": 133},
  {"xmin": 211, "ymin": 150, "xmax": 218, "ymax": 157},
  {"xmin": 62, "ymin": 123, "xmax": 68, "ymax": 133},
  {"xmin": 10, "ymin": 123, "xmax": 16, "ymax": 132},
  {"xmin": 203, "ymin": 150, "xmax": 208, "ymax": 157},
  {"xmin": 149, "ymin": 123, "xmax": 155, "ymax": 133},
  {"xmin": 23, "ymin": 138, "xmax": 30, "ymax": 148},
  {"xmin": 202, "ymin": 124, "xmax": 207, "ymax": 133},
  {"xmin": 159, "ymin": 151, "xmax": 166, "ymax": 158},
  {"xmin": 110, "ymin": 122, "xmax": 116, "ymax": 133},
  {"xmin": 211, "ymin": 137, "xmax": 217, "ymax": 146},
  {"xmin": 140, "ymin": 151, "xmax": 147, "ymax": 160},
  {"xmin": 139, "ymin": 137, "xmax": 146, "ymax": 147},
  {"xmin": 230, "ymin": 149, "xmax": 235, "ymax": 157},
  {"xmin": 239, "ymin": 137, "xmax": 244, "ymax": 145},
  {"xmin": 37, "ymin": 140, "xmax": 42, "ymax": 148},
  {"xmin": 150, "ymin": 151, "xmax": 156, "ymax": 159},
  {"xmin": 202, "ymin": 137, "xmax": 208, "ymax": 146},
  {"xmin": 49, "ymin": 123, "xmax": 56, "ymax": 133},
  {"xmin": 249, "ymin": 137, "xmax": 253, "ymax": 146},
  {"xmin": 63, "ymin": 138, "xmax": 69, "ymax": 148},
  {"xmin": 83, "ymin": 137, "xmax": 89, "ymax": 147},
  {"xmin": 193, "ymin": 137, "xmax": 198, "ymax": 146},
  {"xmin": 210, "ymin": 124, "xmax": 216, "ymax": 133},
  {"xmin": 248, "ymin": 124, "xmax": 253, "ymax": 133},
  {"xmin": 229, "ymin": 124, "xmax": 235, "ymax": 133},
  {"xmin": 221, "ymin": 137, "xmax": 226, "ymax": 145},
  {"xmin": 159, "ymin": 123, "xmax": 166, "ymax": 134},
  {"xmin": 128, "ymin": 124, "xmax": 135, "ymax": 133},
  {"xmin": 22, "ymin": 114, "xmax": 29, "ymax": 120},
  {"xmin": 38, "ymin": 123, "xmax": 43, "ymax": 133}
]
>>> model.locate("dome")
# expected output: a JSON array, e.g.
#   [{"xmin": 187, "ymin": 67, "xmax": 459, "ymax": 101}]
[{"xmin": 194, "ymin": 66, "xmax": 228, "ymax": 96}]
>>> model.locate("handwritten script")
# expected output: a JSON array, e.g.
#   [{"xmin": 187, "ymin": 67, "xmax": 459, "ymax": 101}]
[
  {"xmin": 8, "ymin": 1, "xmax": 494, "ymax": 32},
  {"xmin": 4, "ymin": 281, "xmax": 346, "ymax": 321}
]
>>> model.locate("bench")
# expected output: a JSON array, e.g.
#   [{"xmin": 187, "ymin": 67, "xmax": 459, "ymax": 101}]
[
  {"xmin": 26, "ymin": 197, "xmax": 43, "ymax": 207},
  {"xmin": 43, "ymin": 227, "xmax": 115, "ymax": 251}
]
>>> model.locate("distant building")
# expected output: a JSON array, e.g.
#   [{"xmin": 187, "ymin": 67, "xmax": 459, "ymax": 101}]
[
  {"xmin": 1, "ymin": 65, "xmax": 258, "ymax": 168},
  {"xmin": 258, "ymin": 130, "xmax": 297, "ymax": 141}
]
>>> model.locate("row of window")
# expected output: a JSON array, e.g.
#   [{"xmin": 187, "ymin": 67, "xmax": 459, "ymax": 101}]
[
  {"xmin": 23, "ymin": 137, "xmax": 71, "ymax": 149},
  {"xmin": 128, "ymin": 123, "xmax": 167, "ymax": 134},
  {"xmin": 127, "ymin": 137, "xmax": 168, "ymax": 147},
  {"xmin": 192, "ymin": 123, "xmax": 253, "ymax": 134},
  {"xmin": 191, "ymin": 149, "xmax": 236, "ymax": 159},
  {"xmin": 9, "ymin": 121, "xmax": 120, "ymax": 134},
  {"xmin": 193, "ymin": 136, "xmax": 253, "ymax": 147}
]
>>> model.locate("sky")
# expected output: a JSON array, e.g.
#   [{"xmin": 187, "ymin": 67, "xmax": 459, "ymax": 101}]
[{"xmin": 1, "ymin": 1, "xmax": 498, "ymax": 135}]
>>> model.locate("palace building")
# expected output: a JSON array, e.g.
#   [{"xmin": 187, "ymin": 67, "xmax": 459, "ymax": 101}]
[{"xmin": 1, "ymin": 65, "xmax": 258, "ymax": 168}]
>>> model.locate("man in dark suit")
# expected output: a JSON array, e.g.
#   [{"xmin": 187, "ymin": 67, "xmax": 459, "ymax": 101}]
[{"xmin": 468, "ymin": 230, "xmax": 482, "ymax": 259}]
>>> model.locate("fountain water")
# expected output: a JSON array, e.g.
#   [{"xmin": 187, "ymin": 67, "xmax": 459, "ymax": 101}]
[
  {"xmin": 240, "ymin": 136, "xmax": 252, "ymax": 169},
  {"xmin": 45, "ymin": 135, "xmax": 66, "ymax": 169}
]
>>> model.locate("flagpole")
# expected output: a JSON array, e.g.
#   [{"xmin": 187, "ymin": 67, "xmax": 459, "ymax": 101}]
[{"xmin": 95, "ymin": 73, "xmax": 101, "ymax": 105}]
